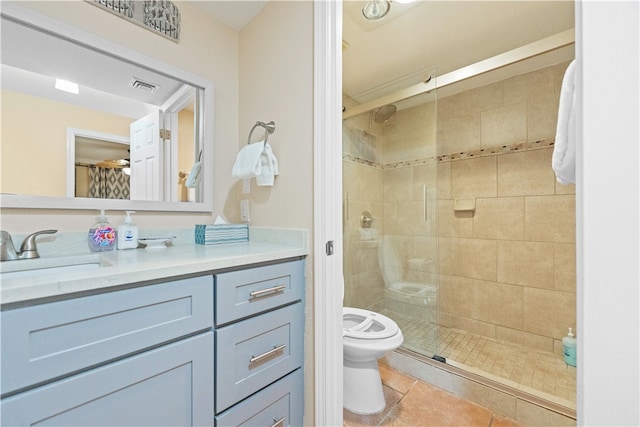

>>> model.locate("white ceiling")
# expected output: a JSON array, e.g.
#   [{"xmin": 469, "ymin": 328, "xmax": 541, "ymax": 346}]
[
  {"xmin": 194, "ymin": 1, "xmax": 574, "ymax": 108},
  {"xmin": 343, "ymin": 0, "xmax": 575, "ymax": 104},
  {"xmin": 190, "ymin": 1, "xmax": 268, "ymax": 31}
]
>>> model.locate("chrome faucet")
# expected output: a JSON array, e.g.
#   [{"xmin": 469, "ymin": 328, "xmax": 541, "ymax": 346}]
[{"xmin": 1, "ymin": 230, "xmax": 57, "ymax": 261}]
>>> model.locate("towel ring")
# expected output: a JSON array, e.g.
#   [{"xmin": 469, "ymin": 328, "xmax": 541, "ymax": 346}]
[{"xmin": 247, "ymin": 121, "xmax": 276, "ymax": 146}]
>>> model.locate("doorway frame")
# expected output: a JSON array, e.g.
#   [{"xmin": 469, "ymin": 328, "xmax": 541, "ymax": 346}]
[
  {"xmin": 313, "ymin": 1, "xmax": 640, "ymax": 426},
  {"xmin": 313, "ymin": 0, "xmax": 343, "ymax": 426},
  {"xmin": 66, "ymin": 128, "xmax": 129, "ymax": 197}
]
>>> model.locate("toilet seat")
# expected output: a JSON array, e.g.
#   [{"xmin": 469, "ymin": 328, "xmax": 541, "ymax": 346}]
[{"xmin": 343, "ymin": 307, "xmax": 399, "ymax": 339}]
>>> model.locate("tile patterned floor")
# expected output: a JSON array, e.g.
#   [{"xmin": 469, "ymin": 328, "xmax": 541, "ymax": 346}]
[
  {"xmin": 344, "ymin": 363, "xmax": 523, "ymax": 427},
  {"xmin": 381, "ymin": 309, "xmax": 576, "ymax": 407}
]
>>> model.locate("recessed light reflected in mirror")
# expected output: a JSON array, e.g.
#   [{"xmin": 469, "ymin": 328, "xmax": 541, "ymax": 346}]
[{"xmin": 55, "ymin": 78, "xmax": 79, "ymax": 94}]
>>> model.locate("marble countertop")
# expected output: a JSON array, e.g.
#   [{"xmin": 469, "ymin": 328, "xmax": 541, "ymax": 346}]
[{"xmin": 1, "ymin": 227, "xmax": 308, "ymax": 307}]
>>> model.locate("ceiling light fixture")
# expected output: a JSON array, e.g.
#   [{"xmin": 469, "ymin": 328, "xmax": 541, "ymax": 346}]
[
  {"xmin": 362, "ymin": 0, "xmax": 391, "ymax": 21},
  {"xmin": 55, "ymin": 79, "xmax": 79, "ymax": 94}
]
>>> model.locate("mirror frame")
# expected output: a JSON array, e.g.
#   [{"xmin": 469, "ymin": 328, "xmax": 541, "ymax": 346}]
[{"xmin": 0, "ymin": 3, "xmax": 214, "ymax": 212}]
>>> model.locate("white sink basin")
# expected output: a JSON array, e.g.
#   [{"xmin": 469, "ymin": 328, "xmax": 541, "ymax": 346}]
[{"xmin": 0, "ymin": 254, "xmax": 112, "ymax": 280}]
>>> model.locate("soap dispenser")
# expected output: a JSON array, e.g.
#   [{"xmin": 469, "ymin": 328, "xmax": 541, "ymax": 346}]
[
  {"xmin": 562, "ymin": 327, "xmax": 577, "ymax": 367},
  {"xmin": 117, "ymin": 211, "xmax": 139, "ymax": 250},
  {"xmin": 88, "ymin": 209, "xmax": 116, "ymax": 252}
]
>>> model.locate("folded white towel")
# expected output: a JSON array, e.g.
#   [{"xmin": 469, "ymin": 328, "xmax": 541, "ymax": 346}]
[
  {"xmin": 256, "ymin": 143, "xmax": 279, "ymax": 186},
  {"xmin": 552, "ymin": 59, "xmax": 577, "ymax": 185},
  {"xmin": 232, "ymin": 141, "xmax": 266, "ymax": 179}
]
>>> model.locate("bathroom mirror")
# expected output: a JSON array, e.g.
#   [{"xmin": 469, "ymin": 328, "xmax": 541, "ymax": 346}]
[{"xmin": 0, "ymin": 4, "xmax": 213, "ymax": 212}]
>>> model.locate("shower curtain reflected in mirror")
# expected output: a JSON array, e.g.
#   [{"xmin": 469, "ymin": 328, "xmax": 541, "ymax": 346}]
[{"xmin": 76, "ymin": 166, "xmax": 130, "ymax": 199}]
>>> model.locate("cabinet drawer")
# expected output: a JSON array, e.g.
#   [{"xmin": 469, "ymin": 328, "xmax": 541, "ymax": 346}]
[
  {"xmin": 215, "ymin": 302, "xmax": 303, "ymax": 412},
  {"xmin": 1, "ymin": 275, "xmax": 213, "ymax": 395},
  {"xmin": 2, "ymin": 332, "xmax": 214, "ymax": 427},
  {"xmin": 215, "ymin": 260, "xmax": 304, "ymax": 326},
  {"xmin": 215, "ymin": 369, "xmax": 303, "ymax": 427}
]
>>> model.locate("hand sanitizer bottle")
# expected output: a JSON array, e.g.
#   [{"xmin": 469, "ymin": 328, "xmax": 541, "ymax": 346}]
[
  {"xmin": 88, "ymin": 209, "xmax": 116, "ymax": 252},
  {"xmin": 562, "ymin": 327, "xmax": 577, "ymax": 367},
  {"xmin": 117, "ymin": 211, "xmax": 139, "ymax": 250}
]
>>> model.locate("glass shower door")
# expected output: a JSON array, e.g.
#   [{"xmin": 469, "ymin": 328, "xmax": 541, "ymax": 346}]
[{"xmin": 342, "ymin": 76, "xmax": 440, "ymax": 358}]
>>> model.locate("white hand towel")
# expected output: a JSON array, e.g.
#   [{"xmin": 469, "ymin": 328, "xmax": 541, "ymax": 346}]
[
  {"xmin": 184, "ymin": 161, "xmax": 201, "ymax": 188},
  {"xmin": 232, "ymin": 141, "xmax": 265, "ymax": 179},
  {"xmin": 256, "ymin": 143, "xmax": 279, "ymax": 186},
  {"xmin": 552, "ymin": 60, "xmax": 577, "ymax": 185}
]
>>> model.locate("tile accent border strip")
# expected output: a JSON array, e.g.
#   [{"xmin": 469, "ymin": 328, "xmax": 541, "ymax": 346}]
[
  {"xmin": 342, "ymin": 153, "xmax": 382, "ymax": 169},
  {"xmin": 343, "ymin": 138, "xmax": 555, "ymax": 169}
]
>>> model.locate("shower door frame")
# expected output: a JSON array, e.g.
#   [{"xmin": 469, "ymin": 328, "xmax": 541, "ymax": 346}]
[
  {"xmin": 317, "ymin": 2, "xmax": 640, "ymax": 425},
  {"xmin": 316, "ymin": 4, "xmax": 578, "ymax": 424},
  {"xmin": 342, "ymin": 86, "xmax": 440, "ymax": 360}
]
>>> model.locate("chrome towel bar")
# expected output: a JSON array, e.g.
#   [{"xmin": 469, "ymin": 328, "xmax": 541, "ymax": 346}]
[{"xmin": 247, "ymin": 120, "xmax": 276, "ymax": 146}]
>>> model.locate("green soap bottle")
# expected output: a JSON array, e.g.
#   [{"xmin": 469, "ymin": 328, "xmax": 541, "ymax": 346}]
[{"xmin": 562, "ymin": 327, "xmax": 577, "ymax": 367}]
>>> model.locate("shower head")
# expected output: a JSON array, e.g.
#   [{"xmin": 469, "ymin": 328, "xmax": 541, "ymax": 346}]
[{"xmin": 374, "ymin": 104, "xmax": 397, "ymax": 123}]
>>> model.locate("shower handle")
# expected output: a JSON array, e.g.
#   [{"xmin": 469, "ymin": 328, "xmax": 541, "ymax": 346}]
[
  {"xmin": 345, "ymin": 192, "xmax": 349, "ymax": 221},
  {"xmin": 360, "ymin": 211, "xmax": 374, "ymax": 228},
  {"xmin": 423, "ymin": 184, "xmax": 428, "ymax": 221}
]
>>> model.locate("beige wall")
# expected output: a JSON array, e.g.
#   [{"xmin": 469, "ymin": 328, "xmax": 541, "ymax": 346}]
[
  {"xmin": 178, "ymin": 109, "xmax": 195, "ymax": 201},
  {"xmin": 178, "ymin": 109, "xmax": 195, "ymax": 174},
  {"xmin": 238, "ymin": 1, "xmax": 313, "ymax": 229},
  {"xmin": 1, "ymin": 89, "xmax": 132, "ymax": 197},
  {"xmin": 238, "ymin": 2, "xmax": 315, "ymax": 422},
  {"xmin": 0, "ymin": 0, "xmax": 239, "ymax": 232},
  {"xmin": 343, "ymin": 61, "xmax": 576, "ymax": 356}
]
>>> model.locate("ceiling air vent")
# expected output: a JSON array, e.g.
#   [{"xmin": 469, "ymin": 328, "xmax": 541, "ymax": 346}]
[{"xmin": 129, "ymin": 78, "xmax": 159, "ymax": 93}]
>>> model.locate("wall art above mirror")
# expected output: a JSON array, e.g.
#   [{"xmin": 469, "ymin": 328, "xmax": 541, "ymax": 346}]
[
  {"xmin": 0, "ymin": 3, "xmax": 213, "ymax": 212},
  {"xmin": 88, "ymin": 0, "xmax": 181, "ymax": 42}
]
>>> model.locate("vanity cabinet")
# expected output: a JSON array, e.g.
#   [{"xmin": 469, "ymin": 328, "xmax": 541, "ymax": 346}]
[
  {"xmin": 1, "ymin": 333, "xmax": 213, "ymax": 426},
  {"xmin": 0, "ymin": 257, "xmax": 305, "ymax": 427},
  {"xmin": 1, "ymin": 276, "xmax": 215, "ymax": 426},
  {"xmin": 214, "ymin": 259, "xmax": 305, "ymax": 426}
]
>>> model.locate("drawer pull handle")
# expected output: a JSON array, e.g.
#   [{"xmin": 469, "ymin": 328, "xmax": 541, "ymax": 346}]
[
  {"xmin": 249, "ymin": 284, "xmax": 287, "ymax": 299},
  {"xmin": 270, "ymin": 417, "xmax": 286, "ymax": 427},
  {"xmin": 250, "ymin": 344, "xmax": 287, "ymax": 365}
]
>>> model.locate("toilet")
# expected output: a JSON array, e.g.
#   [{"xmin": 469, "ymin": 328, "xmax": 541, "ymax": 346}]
[{"xmin": 343, "ymin": 307, "xmax": 404, "ymax": 414}]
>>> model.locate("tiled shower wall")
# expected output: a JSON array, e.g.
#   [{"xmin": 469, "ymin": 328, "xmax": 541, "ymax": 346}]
[
  {"xmin": 342, "ymin": 122, "xmax": 386, "ymax": 310},
  {"xmin": 343, "ymin": 60, "xmax": 576, "ymax": 355}
]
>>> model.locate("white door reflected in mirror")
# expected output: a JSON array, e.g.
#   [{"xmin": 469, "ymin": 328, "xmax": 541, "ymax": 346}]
[{"xmin": 130, "ymin": 112, "xmax": 162, "ymax": 201}]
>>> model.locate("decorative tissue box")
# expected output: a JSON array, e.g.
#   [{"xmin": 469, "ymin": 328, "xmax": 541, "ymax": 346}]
[{"xmin": 195, "ymin": 224, "xmax": 249, "ymax": 245}]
